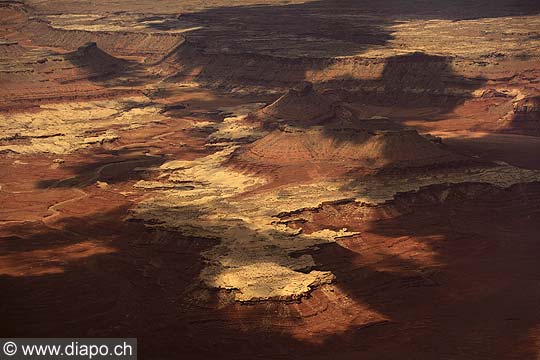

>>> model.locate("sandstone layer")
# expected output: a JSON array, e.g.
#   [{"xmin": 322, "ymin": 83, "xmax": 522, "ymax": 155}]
[{"xmin": 2, "ymin": 0, "xmax": 540, "ymax": 358}]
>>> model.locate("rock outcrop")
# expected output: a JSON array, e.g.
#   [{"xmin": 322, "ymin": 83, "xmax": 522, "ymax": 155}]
[
  {"xmin": 234, "ymin": 126, "xmax": 464, "ymax": 170},
  {"xmin": 499, "ymin": 95, "xmax": 540, "ymax": 135},
  {"xmin": 247, "ymin": 82, "xmax": 335, "ymax": 128}
]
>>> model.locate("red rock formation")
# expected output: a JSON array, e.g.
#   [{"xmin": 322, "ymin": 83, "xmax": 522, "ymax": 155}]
[
  {"xmin": 247, "ymin": 82, "xmax": 335, "ymax": 128},
  {"xmin": 499, "ymin": 95, "xmax": 540, "ymax": 135},
  {"xmin": 234, "ymin": 126, "xmax": 463, "ymax": 170}
]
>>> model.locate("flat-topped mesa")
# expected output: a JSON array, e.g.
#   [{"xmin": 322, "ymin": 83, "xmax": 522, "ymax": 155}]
[
  {"xmin": 237, "ymin": 82, "xmax": 469, "ymax": 171},
  {"xmin": 233, "ymin": 125, "xmax": 465, "ymax": 170},
  {"xmin": 247, "ymin": 81, "xmax": 336, "ymax": 128}
]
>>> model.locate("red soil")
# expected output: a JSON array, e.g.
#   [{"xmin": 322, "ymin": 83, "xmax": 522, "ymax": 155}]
[
  {"xmin": 2, "ymin": 0, "xmax": 540, "ymax": 358},
  {"xmin": 3, "ymin": 157, "xmax": 540, "ymax": 359}
]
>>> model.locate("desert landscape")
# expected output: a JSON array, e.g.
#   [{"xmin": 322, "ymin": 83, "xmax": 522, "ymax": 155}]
[{"xmin": 1, "ymin": 0, "xmax": 540, "ymax": 358}]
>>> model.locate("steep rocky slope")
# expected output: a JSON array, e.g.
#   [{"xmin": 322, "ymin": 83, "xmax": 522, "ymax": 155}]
[
  {"xmin": 246, "ymin": 82, "xmax": 335, "ymax": 128},
  {"xmin": 2, "ymin": 0, "xmax": 540, "ymax": 358}
]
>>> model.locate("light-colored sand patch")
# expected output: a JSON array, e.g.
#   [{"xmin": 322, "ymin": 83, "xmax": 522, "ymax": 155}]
[
  {"xmin": 132, "ymin": 146, "xmax": 359, "ymax": 301},
  {"xmin": 131, "ymin": 130, "xmax": 540, "ymax": 301},
  {"xmin": 0, "ymin": 97, "xmax": 168, "ymax": 154},
  {"xmin": 46, "ymin": 14, "xmax": 203, "ymax": 34},
  {"xmin": 208, "ymin": 263, "xmax": 335, "ymax": 302},
  {"xmin": 126, "ymin": 101, "xmax": 540, "ymax": 301}
]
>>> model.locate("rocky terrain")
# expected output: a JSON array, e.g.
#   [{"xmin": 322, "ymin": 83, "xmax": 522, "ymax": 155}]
[{"xmin": 1, "ymin": 0, "xmax": 540, "ymax": 359}]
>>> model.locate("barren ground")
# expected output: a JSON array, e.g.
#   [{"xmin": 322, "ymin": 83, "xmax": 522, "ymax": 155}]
[{"xmin": 1, "ymin": 0, "xmax": 540, "ymax": 359}]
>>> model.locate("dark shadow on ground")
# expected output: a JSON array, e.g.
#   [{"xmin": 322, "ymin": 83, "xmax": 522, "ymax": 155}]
[
  {"xmin": 3, "ymin": 181, "xmax": 540, "ymax": 359},
  {"xmin": 147, "ymin": 0, "xmax": 540, "ymax": 50},
  {"xmin": 2, "ymin": 1, "xmax": 540, "ymax": 357},
  {"xmin": 35, "ymin": 149, "xmax": 166, "ymax": 189},
  {"xmin": 443, "ymin": 131, "xmax": 540, "ymax": 170},
  {"xmin": 225, "ymin": 52, "xmax": 488, "ymax": 175},
  {"xmin": 281, "ymin": 181, "xmax": 540, "ymax": 358},
  {"xmin": 153, "ymin": 0, "xmax": 539, "ymax": 87},
  {"xmin": 244, "ymin": 52, "xmax": 487, "ymax": 131},
  {"xmin": 0, "ymin": 205, "xmax": 218, "ymax": 344},
  {"xmin": 64, "ymin": 42, "xmax": 157, "ymax": 87},
  {"xmin": 498, "ymin": 95, "xmax": 540, "ymax": 136}
]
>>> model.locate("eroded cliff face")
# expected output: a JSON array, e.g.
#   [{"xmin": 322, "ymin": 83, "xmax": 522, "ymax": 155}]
[
  {"xmin": 130, "ymin": 157, "xmax": 540, "ymax": 301},
  {"xmin": 498, "ymin": 95, "xmax": 540, "ymax": 134},
  {"xmin": 3, "ymin": 0, "xmax": 540, "ymax": 299},
  {"xmin": 0, "ymin": 97, "xmax": 170, "ymax": 154},
  {"xmin": 2, "ymin": 1, "xmax": 540, "ymax": 358},
  {"xmin": 126, "ymin": 95, "xmax": 540, "ymax": 301}
]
